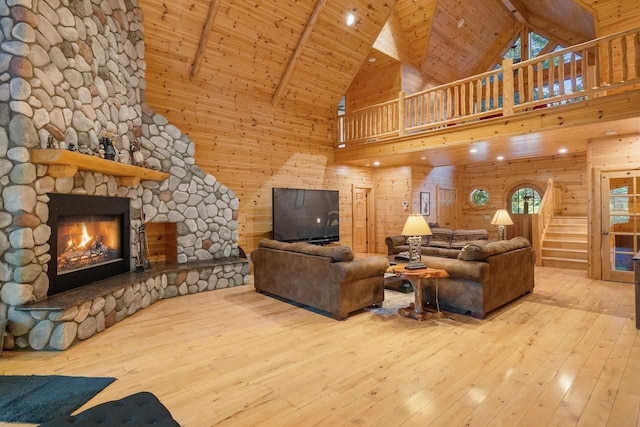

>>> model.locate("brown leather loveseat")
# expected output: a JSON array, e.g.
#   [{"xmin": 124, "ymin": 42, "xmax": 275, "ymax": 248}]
[
  {"xmin": 252, "ymin": 239, "xmax": 389, "ymax": 320},
  {"xmin": 420, "ymin": 237, "xmax": 535, "ymax": 318}
]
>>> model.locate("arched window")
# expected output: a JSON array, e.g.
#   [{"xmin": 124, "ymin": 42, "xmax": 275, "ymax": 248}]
[{"xmin": 509, "ymin": 185, "xmax": 543, "ymax": 214}]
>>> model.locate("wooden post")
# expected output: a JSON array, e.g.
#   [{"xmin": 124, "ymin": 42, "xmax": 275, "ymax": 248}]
[
  {"xmin": 502, "ymin": 59, "xmax": 514, "ymax": 116},
  {"xmin": 398, "ymin": 91, "xmax": 406, "ymax": 136}
]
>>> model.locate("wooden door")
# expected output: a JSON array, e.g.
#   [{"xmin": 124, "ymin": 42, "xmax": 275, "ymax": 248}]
[
  {"xmin": 601, "ymin": 170, "xmax": 640, "ymax": 283},
  {"xmin": 508, "ymin": 185, "xmax": 542, "ymax": 241},
  {"xmin": 352, "ymin": 186, "xmax": 372, "ymax": 253},
  {"xmin": 437, "ymin": 187, "xmax": 456, "ymax": 228}
]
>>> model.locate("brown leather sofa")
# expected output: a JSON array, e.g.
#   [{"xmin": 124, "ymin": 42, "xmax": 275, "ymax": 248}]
[
  {"xmin": 251, "ymin": 239, "xmax": 389, "ymax": 320},
  {"xmin": 419, "ymin": 237, "xmax": 534, "ymax": 318},
  {"xmin": 386, "ymin": 228, "xmax": 489, "ymax": 258}
]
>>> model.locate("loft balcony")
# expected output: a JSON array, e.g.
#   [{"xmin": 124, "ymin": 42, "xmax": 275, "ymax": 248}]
[{"xmin": 334, "ymin": 27, "xmax": 640, "ymax": 166}]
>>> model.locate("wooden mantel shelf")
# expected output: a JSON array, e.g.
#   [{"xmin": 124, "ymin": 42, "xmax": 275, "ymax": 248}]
[{"xmin": 30, "ymin": 149, "xmax": 169, "ymax": 186}]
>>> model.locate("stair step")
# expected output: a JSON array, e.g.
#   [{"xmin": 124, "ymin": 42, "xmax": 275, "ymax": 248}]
[
  {"xmin": 550, "ymin": 217, "xmax": 588, "ymax": 225},
  {"xmin": 542, "ymin": 256, "xmax": 589, "ymax": 270},
  {"xmin": 544, "ymin": 232, "xmax": 588, "ymax": 241},
  {"xmin": 541, "ymin": 248, "xmax": 588, "ymax": 260},
  {"xmin": 542, "ymin": 239, "xmax": 588, "ymax": 250}
]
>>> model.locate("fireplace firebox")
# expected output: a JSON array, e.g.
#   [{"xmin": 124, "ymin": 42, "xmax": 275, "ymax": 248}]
[{"xmin": 47, "ymin": 194, "xmax": 130, "ymax": 296}]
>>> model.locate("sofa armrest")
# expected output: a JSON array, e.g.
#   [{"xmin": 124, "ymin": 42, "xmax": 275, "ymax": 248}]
[
  {"xmin": 331, "ymin": 257, "xmax": 390, "ymax": 283},
  {"xmin": 385, "ymin": 236, "xmax": 406, "ymax": 255}
]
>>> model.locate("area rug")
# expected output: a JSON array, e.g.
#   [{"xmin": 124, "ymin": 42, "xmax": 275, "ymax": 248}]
[
  {"xmin": 365, "ymin": 290, "xmax": 414, "ymax": 317},
  {"xmin": 0, "ymin": 375, "xmax": 116, "ymax": 424}
]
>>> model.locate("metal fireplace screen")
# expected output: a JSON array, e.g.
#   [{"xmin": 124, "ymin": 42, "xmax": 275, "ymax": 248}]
[
  {"xmin": 47, "ymin": 194, "xmax": 130, "ymax": 296},
  {"xmin": 57, "ymin": 215, "xmax": 122, "ymax": 275}
]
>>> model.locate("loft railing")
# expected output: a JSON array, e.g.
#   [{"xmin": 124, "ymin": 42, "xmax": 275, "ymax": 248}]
[{"xmin": 336, "ymin": 26, "xmax": 640, "ymax": 145}]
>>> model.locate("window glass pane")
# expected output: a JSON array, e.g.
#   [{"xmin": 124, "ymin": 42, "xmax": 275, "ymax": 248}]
[
  {"xmin": 611, "ymin": 252, "xmax": 634, "ymax": 271},
  {"xmin": 610, "ymin": 215, "xmax": 633, "ymax": 233},
  {"xmin": 529, "ymin": 32, "xmax": 549, "ymax": 58},
  {"xmin": 503, "ymin": 37, "xmax": 521, "ymax": 61},
  {"xmin": 610, "ymin": 196, "xmax": 631, "ymax": 214},
  {"xmin": 470, "ymin": 189, "xmax": 489, "ymax": 207},
  {"xmin": 610, "ymin": 177, "xmax": 633, "ymax": 195},
  {"xmin": 511, "ymin": 187, "xmax": 541, "ymax": 214},
  {"xmin": 613, "ymin": 234, "xmax": 634, "ymax": 252}
]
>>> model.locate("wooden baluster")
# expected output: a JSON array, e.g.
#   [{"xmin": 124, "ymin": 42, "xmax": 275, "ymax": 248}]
[
  {"xmin": 492, "ymin": 74, "xmax": 499, "ymax": 110},
  {"xmin": 549, "ymin": 58, "xmax": 555, "ymax": 97},
  {"xmin": 517, "ymin": 67, "xmax": 524, "ymax": 103},
  {"xmin": 595, "ymin": 46, "xmax": 601, "ymax": 87},
  {"xmin": 537, "ymin": 61, "xmax": 544, "ymax": 100},
  {"xmin": 503, "ymin": 59, "xmax": 514, "ymax": 115},
  {"xmin": 621, "ymin": 35, "xmax": 628, "ymax": 82},
  {"xmin": 570, "ymin": 52, "xmax": 577, "ymax": 92},
  {"xmin": 438, "ymin": 90, "xmax": 443, "ymax": 122},
  {"xmin": 461, "ymin": 84, "xmax": 466, "ymax": 116},
  {"xmin": 468, "ymin": 81, "xmax": 474, "ymax": 114},
  {"xmin": 635, "ymin": 33, "xmax": 640, "ymax": 80},
  {"xmin": 482, "ymin": 77, "xmax": 488, "ymax": 112},
  {"xmin": 445, "ymin": 88, "xmax": 451, "ymax": 120},
  {"xmin": 398, "ymin": 91, "xmax": 405, "ymax": 136},
  {"xmin": 527, "ymin": 64, "xmax": 534, "ymax": 101},
  {"xmin": 558, "ymin": 54, "xmax": 565, "ymax": 95},
  {"xmin": 476, "ymin": 80, "xmax": 482, "ymax": 113},
  {"xmin": 454, "ymin": 86, "xmax": 460, "ymax": 117},
  {"xmin": 607, "ymin": 39, "xmax": 614, "ymax": 85}
]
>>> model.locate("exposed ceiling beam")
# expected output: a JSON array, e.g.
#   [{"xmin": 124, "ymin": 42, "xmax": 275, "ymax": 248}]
[
  {"xmin": 474, "ymin": 23, "xmax": 523, "ymax": 74},
  {"xmin": 417, "ymin": 0, "xmax": 439, "ymax": 67},
  {"xmin": 272, "ymin": 0, "xmax": 327, "ymax": 105},
  {"xmin": 498, "ymin": 0, "xmax": 589, "ymax": 47},
  {"xmin": 190, "ymin": 0, "xmax": 221, "ymax": 81},
  {"xmin": 499, "ymin": 0, "xmax": 529, "ymax": 24}
]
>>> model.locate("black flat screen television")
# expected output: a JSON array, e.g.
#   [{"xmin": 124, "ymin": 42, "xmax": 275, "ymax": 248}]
[{"xmin": 272, "ymin": 188, "xmax": 339, "ymax": 244}]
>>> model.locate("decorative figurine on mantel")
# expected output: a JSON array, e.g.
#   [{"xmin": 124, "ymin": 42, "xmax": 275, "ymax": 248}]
[
  {"xmin": 130, "ymin": 139, "xmax": 144, "ymax": 167},
  {"xmin": 101, "ymin": 137, "xmax": 116, "ymax": 161},
  {"xmin": 46, "ymin": 135, "xmax": 59, "ymax": 149}
]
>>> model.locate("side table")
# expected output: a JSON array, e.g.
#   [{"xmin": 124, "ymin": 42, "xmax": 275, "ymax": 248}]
[{"xmin": 387, "ymin": 264, "xmax": 449, "ymax": 321}]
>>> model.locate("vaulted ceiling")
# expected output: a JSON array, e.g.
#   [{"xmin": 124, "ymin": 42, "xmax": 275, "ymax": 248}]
[{"xmin": 140, "ymin": 0, "xmax": 394, "ymax": 114}]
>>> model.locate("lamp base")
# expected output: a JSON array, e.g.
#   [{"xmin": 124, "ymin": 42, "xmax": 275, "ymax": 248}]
[{"xmin": 405, "ymin": 261, "xmax": 427, "ymax": 270}]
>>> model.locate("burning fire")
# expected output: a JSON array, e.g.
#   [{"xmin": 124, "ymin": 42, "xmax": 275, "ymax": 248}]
[{"xmin": 66, "ymin": 224, "xmax": 93, "ymax": 250}]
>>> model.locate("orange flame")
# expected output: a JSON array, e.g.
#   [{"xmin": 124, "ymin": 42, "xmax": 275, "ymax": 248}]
[{"xmin": 78, "ymin": 224, "xmax": 92, "ymax": 248}]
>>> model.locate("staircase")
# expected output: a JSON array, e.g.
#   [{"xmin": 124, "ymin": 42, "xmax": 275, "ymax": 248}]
[{"xmin": 540, "ymin": 216, "xmax": 588, "ymax": 270}]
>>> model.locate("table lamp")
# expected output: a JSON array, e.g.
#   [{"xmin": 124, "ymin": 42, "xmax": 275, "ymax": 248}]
[
  {"xmin": 401, "ymin": 214, "xmax": 432, "ymax": 270},
  {"xmin": 491, "ymin": 209, "xmax": 513, "ymax": 240}
]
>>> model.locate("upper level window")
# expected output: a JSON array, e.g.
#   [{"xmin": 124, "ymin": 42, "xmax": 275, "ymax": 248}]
[
  {"xmin": 529, "ymin": 32, "xmax": 549, "ymax": 58},
  {"xmin": 503, "ymin": 37, "xmax": 521, "ymax": 62}
]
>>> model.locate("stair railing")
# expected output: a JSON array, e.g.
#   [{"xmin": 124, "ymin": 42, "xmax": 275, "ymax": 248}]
[{"xmin": 532, "ymin": 178, "xmax": 561, "ymax": 266}]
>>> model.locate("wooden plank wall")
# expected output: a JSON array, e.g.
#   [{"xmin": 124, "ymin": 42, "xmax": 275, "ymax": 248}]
[
  {"xmin": 459, "ymin": 154, "xmax": 589, "ymax": 239},
  {"xmin": 411, "ymin": 165, "xmax": 459, "ymax": 225},
  {"xmin": 345, "ymin": 62, "xmax": 402, "ymax": 111},
  {"xmin": 402, "ymin": 63, "xmax": 433, "ymax": 94},
  {"xmin": 146, "ymin": 222, "xmax": 178, "ymax": 263},
  {"xmin": 372, "ymin": 165, "xmax": 458, "ymax": 253},
  {"xmin": 587, "ymin": 132, "xmax": 640, "ymax": 279},
  {"xmin": 373, "ymin": 166, "xmax": 412, "ymax": 253}
]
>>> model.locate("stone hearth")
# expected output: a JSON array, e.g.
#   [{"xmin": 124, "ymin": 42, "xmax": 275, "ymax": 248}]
[{"xmin": 0, "ymin": 0, "xmax": 247, "ymax": 350}]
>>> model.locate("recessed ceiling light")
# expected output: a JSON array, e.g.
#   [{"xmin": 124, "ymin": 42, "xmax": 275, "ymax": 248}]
[
  {"xmin": 373, "ymin": 161, "xmax": 381, "ymax": 167},
  {"xmin": 558, "ymin": 148, "xmax": 568, "ymax": 154},
  {"xmin": 346, "ymin": 12, "xmax": 356, "ymax": 26},
  {"xmin": 496, "ymin": 156, "xmax": 505, "ymax": 161},
  {"xmin": 457, "ymin": 18, "xmax": 465, "ymax": 28},
  {"xmin": 420, "ymin": 156, "xmax": 427, "ymax": 160},
  {"xmin": 337, "ymin": 143, "xmax": 346, "ymax": 149},
  {"xmin": 469, "ymin": 148, "xmax": 478, "ymax": 154},
  {"xmin": 368, "ymin": 57, "xmax": 376, "ymax": 63},
  {"xmin": 605, "ymin": 130, "xmax": 617, "ymax": 136}
]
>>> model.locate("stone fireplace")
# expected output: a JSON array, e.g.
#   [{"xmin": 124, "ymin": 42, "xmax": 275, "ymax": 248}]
[
  {"xmin": 0, "ymin": 0, "xmax": 249, "ymax": 350},
  {"xmin": 48, "ymin": 194, "xmax": 131, "ymax": 295}
]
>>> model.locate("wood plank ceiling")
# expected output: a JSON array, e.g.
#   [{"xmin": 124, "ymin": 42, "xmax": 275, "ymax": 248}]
[{"xmin": 141, "ymin": 0, "xmax": 394, "ymax": 114}]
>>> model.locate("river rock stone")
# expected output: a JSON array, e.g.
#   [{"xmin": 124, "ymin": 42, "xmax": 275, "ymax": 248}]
[
  {"xmin": 49, "ymin": 322, "xmax": 78, "ymax": 350},
  {"xmin": 8, "ymin": 307, "xmax": 34, "ymax": 336},
  {"xmin": 77, "ymin": 316, "xmax": 96, "ymax": 340},
  {"xmin": 28, "ymin": 319, "xmax": 54, "ymax": 350},
  {"xmin": 9, "ymin": 227, "xmax": 34, "ymax": 249},
  {"xmin": 1, "ymin": 282, "xmax": 33, "ymax": 305}
]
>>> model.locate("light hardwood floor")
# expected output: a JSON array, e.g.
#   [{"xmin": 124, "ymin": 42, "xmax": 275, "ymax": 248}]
[{"xmin": 1, "ymin": 267, "xmax": 638, "ymax": 426}]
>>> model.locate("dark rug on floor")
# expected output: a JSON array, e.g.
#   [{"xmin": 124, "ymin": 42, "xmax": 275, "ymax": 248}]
[{"xmin": 0, "ymin": 375, "xmax": 116, "ymax": 424}]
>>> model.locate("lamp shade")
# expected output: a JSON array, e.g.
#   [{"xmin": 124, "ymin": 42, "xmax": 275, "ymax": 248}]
[
  {"xmin": 401, "ymin": 214, "xmax": 432, "ymax": 236},
  {"xmin": 491, "ymin": 209, "xmax": 514, "ymax": 225}
]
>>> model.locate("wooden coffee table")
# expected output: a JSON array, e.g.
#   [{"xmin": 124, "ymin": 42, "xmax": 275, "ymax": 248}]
[{"xmin": 387, "ymin": 264, "xmax": 449, "ymax": 321}]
